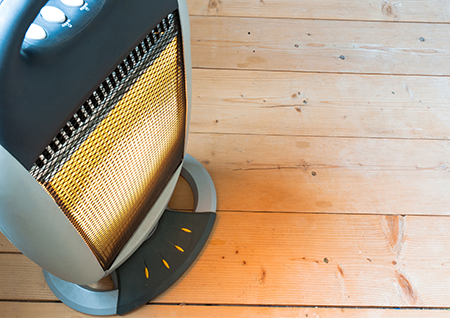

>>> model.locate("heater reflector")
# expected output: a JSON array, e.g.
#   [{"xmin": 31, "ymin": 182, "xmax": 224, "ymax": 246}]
[{"xmin": 29, "ymin": 12, "xmax": 186, "ymax": 270}]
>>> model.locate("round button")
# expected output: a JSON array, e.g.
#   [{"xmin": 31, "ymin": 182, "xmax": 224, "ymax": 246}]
[
  {"xmin": 61, "ymin": 0, "xmax": 84, "ymax": 7},
  {"xmin": 40, "ymin": 6, "xmax": 67, "ymax": 23},
  {"xmin": 25, "ymin": 24, "xmax": 47, "ymax": 40}
]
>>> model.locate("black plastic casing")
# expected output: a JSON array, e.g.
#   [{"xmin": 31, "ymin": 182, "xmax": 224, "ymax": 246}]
[{"xmin": 0, "ymin": 0, "xmax": 178, "ymax": 169}]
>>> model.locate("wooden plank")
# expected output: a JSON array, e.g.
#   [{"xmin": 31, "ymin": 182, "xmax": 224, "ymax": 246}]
[
  {"xmin": 1, "ymin": 302, "xmax": 450, "ymax": 318},
  {"xmin": 0, "ymin": 241, "xmax": 19, "ymax": 254},
  {"xmin": 188, "ymin": 0, "xmax": 450, "ymax": 23},
  {"xmin": 190, "ymin": 16, "xmax": 450, "ymax": 76},
  {"xmin": 171, "ymin": 133, "xmax": 450, "ymax": 214},
  {"xmin": 190, "ymin": 69, "xmax": 450, "ymax": 139},
  {"xmin": 2, "ymin": 213, "xmax": 450, "ymax": 307},
  {"xmin": 0, "ymin": 254, "xmax": 56, "ymax": 301}
]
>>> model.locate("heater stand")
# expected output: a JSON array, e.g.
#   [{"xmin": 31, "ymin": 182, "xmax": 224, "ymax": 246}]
[{"xmin": 43, "ymin": 154, "xmax": 216, "ymax": 316}]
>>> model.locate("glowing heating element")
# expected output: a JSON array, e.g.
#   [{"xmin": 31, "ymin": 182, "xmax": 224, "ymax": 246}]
[{"xmin": 35, "ymin": 26, "xmax": 186, "ymax": 270}]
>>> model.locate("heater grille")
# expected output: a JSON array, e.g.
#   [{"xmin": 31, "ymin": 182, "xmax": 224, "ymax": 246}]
[{"xmin": 29, "ymin": 12, "xmax": 186, "ymax": 270}]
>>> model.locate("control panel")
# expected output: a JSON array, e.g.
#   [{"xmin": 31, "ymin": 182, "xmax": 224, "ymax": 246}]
[{"xmin": 23, "ymin": 0, "xmax": 104, "ymax": 47}]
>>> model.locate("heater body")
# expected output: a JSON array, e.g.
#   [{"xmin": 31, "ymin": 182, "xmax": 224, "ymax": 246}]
[{"xmin": 0, "ymin": 0, "xmax": 194, "ymax": 286}]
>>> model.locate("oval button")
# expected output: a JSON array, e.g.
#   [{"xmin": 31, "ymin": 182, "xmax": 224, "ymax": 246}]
[
  {"xmin": 61, "ymin": 0, "xmax": 85, "ymax": 7},
  {"xmin": 41, "ymin": 6, "xmax": 67, "ymax": 23},
  {"xmin": 25, "ymin": 24, "xmax": 47, "ymax": 40}
]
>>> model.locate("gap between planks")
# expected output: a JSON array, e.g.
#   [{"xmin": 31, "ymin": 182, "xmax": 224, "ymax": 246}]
[
  {"xmin": 187, "ymin": 0, "xmax": 450, "ymax": 24},
  {"xmin": 193, "ymin": 66, "xmax": 450, "ymax": 78},
  {"xmin": 2, "ymin": 302, "xmax": 450, "ymax": 318},
  {"xmin": 190, "ymin": 15, "xmax": 450, "ymax": 26}
]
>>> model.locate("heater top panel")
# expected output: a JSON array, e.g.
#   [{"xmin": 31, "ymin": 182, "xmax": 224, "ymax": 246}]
[
  {"xmin": 21, "ymin": 0, "xmax": 105, "ymax": 47},
  {"xmin": 0, "ymin": 0, "xmax": 178, "ymax": 169}
]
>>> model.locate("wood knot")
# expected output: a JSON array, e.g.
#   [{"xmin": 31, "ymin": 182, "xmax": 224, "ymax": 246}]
[
  {"xmin": 380, "ymin": 215, "xmax": 405, "ymax": 254},
  {"xmin": 208, "ymin": 0, "xmax": 220, "ymax": 11},
  {"xmin": 381, "ymin": 1, "xmax": 399, "ymax": 20},
  {"xmin": 297, "ymin": 160, "xmax": 309, "ymax": 171},
  {"xmin": 260, "ymin": 268, "xmax": 266, "ymax": 284},
  {"xmin": 337, "ymin": 265, "xmax": 344, "ymax": 277},
  {"xmin": 397, "ymin": 273, "xmax": 418, "ymax": 305}
]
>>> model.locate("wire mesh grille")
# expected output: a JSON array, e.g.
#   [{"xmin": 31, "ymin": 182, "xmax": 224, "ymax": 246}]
[{"xmin": 29, "ymin": 11, "xmax": 186, "ymax": 270}]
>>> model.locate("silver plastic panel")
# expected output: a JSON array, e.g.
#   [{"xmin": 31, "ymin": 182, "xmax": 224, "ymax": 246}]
[
  {"xmin": 181, "ymin": 154, "xmax": 217, "ymax": 213},
  {"xmin": 0, "ymin": 145, "xmax": 104, "ymax": 284},
  {"xmin": 44, "ymin": 271, "xmax": 118, "ymax": 316}
]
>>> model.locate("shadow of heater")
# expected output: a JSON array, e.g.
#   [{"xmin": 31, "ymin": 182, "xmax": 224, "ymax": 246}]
[{"xmin": 0, "ymin": 0, "xmax": 216, "ymax": 315}]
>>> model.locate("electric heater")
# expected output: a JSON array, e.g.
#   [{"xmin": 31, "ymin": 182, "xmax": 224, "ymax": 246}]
[{"xmin": 0, "ymin": 0, "xmax": 216, "ymax": 315}]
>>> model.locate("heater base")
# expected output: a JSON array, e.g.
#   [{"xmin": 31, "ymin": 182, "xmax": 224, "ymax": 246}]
[{"xmin": 43, "ymin": 154, "xmax": 216, "ymax": 316}]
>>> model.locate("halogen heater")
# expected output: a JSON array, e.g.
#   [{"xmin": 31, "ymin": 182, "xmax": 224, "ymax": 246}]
[{"xmin": 0, "ymin": 0, "xmax": 216, "ymax": 315}]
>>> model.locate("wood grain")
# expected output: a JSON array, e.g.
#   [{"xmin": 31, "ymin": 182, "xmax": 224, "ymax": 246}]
[
  {"xmin": 190, "ymin": 69, "xmax": 450, "ymax": 139},
  {"xmin": 191, "ymin": 16, "xmax": 450, "ymax": 75},
  {"xmin": 2, "ymin": 212, "xmax": 450, "ymax": 307},
  {"xmin": 1, "ymin": 302, "xmax": 450, "ymax": 318},
  {"xmin": 188, "ymin": 0, "xmax": 450, "ymax": 23}
]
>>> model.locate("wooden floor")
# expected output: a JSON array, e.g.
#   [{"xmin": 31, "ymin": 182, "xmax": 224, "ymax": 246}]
[{"xmin": 3, "ymin": 0, "xmax": 450, "ymax": 316}]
